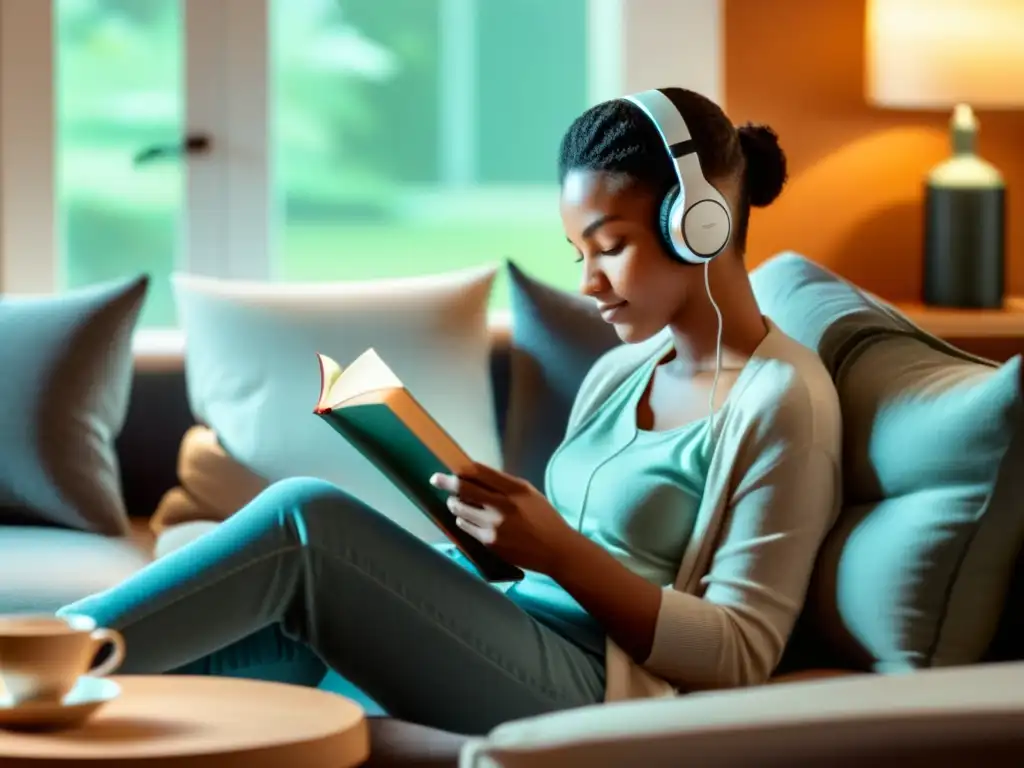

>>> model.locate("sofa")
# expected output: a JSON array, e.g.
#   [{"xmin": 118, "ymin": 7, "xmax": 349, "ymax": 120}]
[{"xmin": 3, "ymin": 254, "xmax": 1024, "ymax": 766}]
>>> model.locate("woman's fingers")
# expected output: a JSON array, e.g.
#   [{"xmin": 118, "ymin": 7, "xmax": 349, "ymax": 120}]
[
  {"xmin": 455, "ymin": 515, "xmax": 497, "ymax": 545},
  {"xmin": 447, "ymin": 496, "xmax": 503, "ymax": 529},
  {"xmin": 430, "ymin": 472, "xmax": 458, "ymax": 492},
  {"xmin": 431, "ymin": 473, "xmax": 508, "ymax": 511}
]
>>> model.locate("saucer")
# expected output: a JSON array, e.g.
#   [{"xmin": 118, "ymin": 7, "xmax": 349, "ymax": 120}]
[{"xmin": 0, "ymin": 676, "xmax": 120, "ymax": 730}]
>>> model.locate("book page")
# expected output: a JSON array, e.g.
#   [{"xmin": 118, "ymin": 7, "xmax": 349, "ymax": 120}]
[
  {"xmin": 326, "ymin": 348, "xmax": 403, "ymax": 409},
  {"xmin": 316, "ymin": 353, "xmax": 345, "ymax": 411}
]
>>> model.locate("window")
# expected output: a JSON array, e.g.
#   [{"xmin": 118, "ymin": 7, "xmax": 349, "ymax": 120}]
[
  {"xmin": 57, "ymin": 0, "xmax": 184, "ymax": 328},
  {"xmin": 273, "ymin": 0, "xmax": 588, "ymax": 304},
  {"xmin": 0, "ymin": 0, "xmax": 723, "ymax": 330}
]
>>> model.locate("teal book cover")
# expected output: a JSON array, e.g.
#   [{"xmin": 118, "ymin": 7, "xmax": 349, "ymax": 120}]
[{"xmin": 314, "ymin": 349, "xmax": 523, "ymax": 583}]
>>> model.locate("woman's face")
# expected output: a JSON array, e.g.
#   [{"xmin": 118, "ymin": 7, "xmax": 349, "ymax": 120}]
[{"xmin": 560, "ymin": 168, "xmax": 707, "ymax": 344}]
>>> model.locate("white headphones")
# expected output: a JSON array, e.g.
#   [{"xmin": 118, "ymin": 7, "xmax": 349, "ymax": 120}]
[
  {"xmin": 623, "ymin": 88, "xmax": 729, "ymax": 444},
  {"xmin": 622, "ymin": 89, "xmax": 733, "ymax": 264}
]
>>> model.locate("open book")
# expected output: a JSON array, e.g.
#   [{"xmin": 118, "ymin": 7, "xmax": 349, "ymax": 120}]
[{"xmin": 313, "ymin": 349, "xmax": 524, "ymax": 583}]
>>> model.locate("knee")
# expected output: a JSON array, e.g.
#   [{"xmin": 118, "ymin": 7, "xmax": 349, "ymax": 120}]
[
  {"xmin": 252, "ymin": 475, "xmax": 350, "ymax": 518},
  {"xmin": 249, "ymin": 477, "xmax": 370, "ymax": 534}
]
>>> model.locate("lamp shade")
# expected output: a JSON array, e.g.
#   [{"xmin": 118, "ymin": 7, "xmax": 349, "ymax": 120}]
[{"xmin": 866, "ymin": 0, "xmax": 1024, "ymax": 109}]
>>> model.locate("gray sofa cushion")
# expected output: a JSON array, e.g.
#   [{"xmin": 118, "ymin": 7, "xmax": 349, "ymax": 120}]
[
  {"xmin": 0, "ymin": 523, "xmax": 153, "ymax": 614},
  {"xmin": 751, "ymin": 252, "xmax": 1024, "ymax": 671},
  {"xmin": 0, "ymin": 275, "xmax": 148, "ymax": 534},
  {"xmin": 504, "ymin": 261, "xmax": 619, "ymax": 488},
  {"xmin": 462, "ymin": 662, "xmax": 1024, "ymax": 767}
]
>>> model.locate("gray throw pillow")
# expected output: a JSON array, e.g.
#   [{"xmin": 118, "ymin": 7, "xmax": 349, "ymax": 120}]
[
  {"xmin": 0, "ymin": 275, "xmax": 148, "ymax": 535},
  {"xmin": 504, "ymin": 261, "xmax": 620, "ymax": 488},
  {"xmin": 751, "ymin": 252, "xmax": 1024, "ymax": 671}
]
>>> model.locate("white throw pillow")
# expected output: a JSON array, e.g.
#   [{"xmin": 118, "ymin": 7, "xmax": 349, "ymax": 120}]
[{"xmin": 172, "ymin": 265, "xmax": 500, "ymax": 542}]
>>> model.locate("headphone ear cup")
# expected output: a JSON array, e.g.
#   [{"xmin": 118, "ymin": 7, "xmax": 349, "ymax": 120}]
[{"xmin": 658, "ymin": 185, "xmax": 681, "ymax": 260}]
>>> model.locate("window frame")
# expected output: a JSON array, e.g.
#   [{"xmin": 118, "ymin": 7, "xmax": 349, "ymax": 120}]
[{"xmin": 0, "ymin": 0, "xmax": 722, "ymax": 350}]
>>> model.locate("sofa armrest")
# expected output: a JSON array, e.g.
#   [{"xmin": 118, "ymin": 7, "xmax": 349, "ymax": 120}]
[{"xmin": 459, "ymin": 662, "xmax": 1024, "ymax": 768}]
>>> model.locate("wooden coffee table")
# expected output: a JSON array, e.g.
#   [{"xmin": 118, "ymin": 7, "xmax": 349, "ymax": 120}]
[{"xmin": 0, "ymin": 676, "xmax": 368, "ymax": 767}]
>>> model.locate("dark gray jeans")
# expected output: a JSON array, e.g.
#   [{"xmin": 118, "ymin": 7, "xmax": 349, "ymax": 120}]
[{"xmin": 58, "ymin": 477, "xmax": 605, "ymax": 734}]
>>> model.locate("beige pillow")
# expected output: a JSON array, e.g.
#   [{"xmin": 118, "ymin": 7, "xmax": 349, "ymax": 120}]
[
  {"xmin": 150, "ymin": 426, "xmax": 269, "ymax": 534},
  {"xmin": 172, "ymin": 266, "xmax": 500, "ymax": 542},
  {"xmin": 150, "ymin": 488, "xmax": 214, "ymax": 535},
  {"xmin": 177, "ymin": 426, "xmax": 267, "ymax": 517}
]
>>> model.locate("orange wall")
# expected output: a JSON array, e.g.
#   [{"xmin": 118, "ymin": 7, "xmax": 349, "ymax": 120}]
[{"xmin": 725, "ymin": 0, "xmax": 1024, "ymax": 301}]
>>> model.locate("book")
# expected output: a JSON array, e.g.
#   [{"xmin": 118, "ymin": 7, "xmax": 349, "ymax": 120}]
[{"xmin": 313, "ymin": 348, "xmax": 524, "ymax": 583}]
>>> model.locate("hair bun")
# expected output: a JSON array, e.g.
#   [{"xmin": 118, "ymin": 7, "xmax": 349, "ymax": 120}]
[{"xmin": 737, "ymin": 123, "xmax": 787, "ymax": 208}]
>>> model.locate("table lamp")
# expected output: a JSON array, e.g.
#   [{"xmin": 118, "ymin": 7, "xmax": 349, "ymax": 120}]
[{"xmin": 865, "ymin": 0, "xmax": 1024, "ymax": 308}]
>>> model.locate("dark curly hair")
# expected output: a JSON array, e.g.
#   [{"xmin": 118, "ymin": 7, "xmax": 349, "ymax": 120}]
[{"xmin": 557, "ymin": 87, "xmax": 787, "ymax": 254}]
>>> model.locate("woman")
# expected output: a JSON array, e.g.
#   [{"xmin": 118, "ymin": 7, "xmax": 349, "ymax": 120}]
[{"xmin": 59, "ymin": 87, "xmax": 841, "ymax": 736}]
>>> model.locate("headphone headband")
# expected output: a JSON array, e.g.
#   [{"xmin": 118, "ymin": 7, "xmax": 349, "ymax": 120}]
[
  {"xmin": 623, "ymin": 89, "xmax": 693, "ymax": 154},
  {"xmin": 621, "ymin": 89, "xmax": 732, "ymax": 263}
]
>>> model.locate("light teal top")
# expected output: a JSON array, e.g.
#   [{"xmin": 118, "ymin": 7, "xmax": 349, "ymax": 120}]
[
  {"xmin": 547, "ymin": 320, "xmax": 842, "ymax": 698},
  {"xmin": 506, "ymin": 352, "xmax": 712, "ymax": 656}
]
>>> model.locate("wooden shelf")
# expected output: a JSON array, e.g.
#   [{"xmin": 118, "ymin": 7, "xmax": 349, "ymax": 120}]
[{"xmin": 895, "ymin": 298, "xmax": 1024, "ymax": 339}]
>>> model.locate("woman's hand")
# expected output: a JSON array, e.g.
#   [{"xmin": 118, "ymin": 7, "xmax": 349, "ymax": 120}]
[
  {"xmin": 432, "ymin": 462, "xmax": 662, "ymax": 663},
  {"xmin": 430, "ymin": 463, "xmax": 579, "ymax": 575}
]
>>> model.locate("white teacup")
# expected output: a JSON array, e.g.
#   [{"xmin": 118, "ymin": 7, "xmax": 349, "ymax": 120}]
[{"xmin": 0, "ymin": 613, "xmax": 125, "ymax": 706}]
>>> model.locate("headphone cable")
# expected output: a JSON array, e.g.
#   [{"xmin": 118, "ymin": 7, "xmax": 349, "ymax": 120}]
[{"xmin": 704, "ymin": 260, "xmax": 723, "ymax": 440}]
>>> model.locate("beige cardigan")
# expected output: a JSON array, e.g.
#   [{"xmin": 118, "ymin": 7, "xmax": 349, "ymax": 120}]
[{"xmin": 565, "ymin": 320, "xmax": 843, "ymax": 702}]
